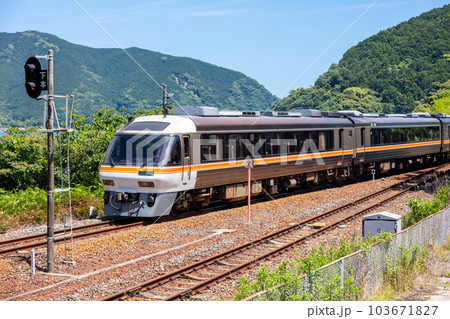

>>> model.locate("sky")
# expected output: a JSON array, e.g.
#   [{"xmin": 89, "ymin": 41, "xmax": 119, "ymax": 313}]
[{"xmin": 1, "ymin": 0, "xmax": 449, "ymax": 98}]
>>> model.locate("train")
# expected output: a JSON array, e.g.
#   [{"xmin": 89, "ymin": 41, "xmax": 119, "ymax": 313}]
[{"xmin": 99, "ymin": 106, "xmax": 450, "ymax": 217}]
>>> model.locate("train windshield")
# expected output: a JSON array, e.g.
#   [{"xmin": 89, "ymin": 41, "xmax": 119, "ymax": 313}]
[{"xmin": 103, "ymin": 134, "xmax": 181, "ymax": 167}]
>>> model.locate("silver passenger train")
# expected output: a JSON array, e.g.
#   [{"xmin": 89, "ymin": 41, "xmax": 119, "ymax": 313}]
[{"xmin": 99, "ymin": 106, "xmax": 450, "ymax": 217}]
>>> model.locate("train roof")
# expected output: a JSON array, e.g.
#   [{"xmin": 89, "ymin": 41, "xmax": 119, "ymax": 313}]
[
  {"xmin": 189, "ymin": 116, "xmax": 353, "ymax": 131},
  {"xmin": 118, "ymin": 107, "xmax": 449, "ymax": 134},
  {"xmin": 348, "ymin": 116, "xmax": 441, "ymax": 127}
]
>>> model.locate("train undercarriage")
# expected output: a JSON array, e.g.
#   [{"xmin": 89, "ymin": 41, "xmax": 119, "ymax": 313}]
[{"xmin": 171, "ymin": 153, "xmax": 446, "ymax": 215}]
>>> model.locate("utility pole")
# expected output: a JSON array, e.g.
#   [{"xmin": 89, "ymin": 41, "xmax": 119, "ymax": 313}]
[
  {"xmin": 46, "ymin": 49, "xmax": 55, "ymax": 272},
  {"xmin": 162, "ymin": 84, "xmax": 173, "ymax": 117},
  {"xmin": 163, "ymin": 84, "xmax": 168, "ymax": 117}
]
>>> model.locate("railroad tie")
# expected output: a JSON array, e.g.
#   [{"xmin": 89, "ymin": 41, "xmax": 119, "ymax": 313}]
[
  {"xmin": 182, "ymin": 273, "xmax": 208, "ymax": 281},
  {"xmin": 282, "ymin": 236, "xmax": 300, "ymax": 241},
  {"xmin": 206, "ymin": 266, "xmax": 228, "ymax": 271},
  {"xmin": 171, "ymin": 280, "xmax": 197, "ymax": 286},
  {"xmin": 240, "ymin": 251, "xmax": 261, "ymax": 256},
  {"xmin": 147, "ymin": 289, "xmax": 174, "ymax": 295},
  {"xmin": 161, "ymin": 285, "xmax": 189, "ymax": 291},
  {"xmin": 262, "ymin": 243, "xmax": 279, "ymax": 248},
  {"xmin": 228, "ymin": 254, "xmax": 250, "ymax": 260},
  {"xmin": 216, "ymin": 260, "xmax": 239, "ymax": 267},
  {"xmin": 268, "ymin": 240, "xmax": 285, "ymax": 245},
  {"xmin": 139, "ymin": 291, "xmax": 166, "ymax": 300},
  {"xmin": 194, "ymin": 270, "xmax": 218, "ymax": 276},
  {"xmin": 248, "ymin": 248, "xmax": 271, "ymax": 253}
]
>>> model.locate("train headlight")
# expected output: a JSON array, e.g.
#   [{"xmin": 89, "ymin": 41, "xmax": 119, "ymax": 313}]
[
  {"xmin": 102, "ymin": 179, "xmax": 115, "ymax": 186},
  {"xmin": 138, "ymin": 181, "xmax": 155, "ymax": 187}
]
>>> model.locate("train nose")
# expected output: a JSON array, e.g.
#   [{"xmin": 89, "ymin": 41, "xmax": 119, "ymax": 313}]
[{"xmin": 103, "ymin": 191, "xmax": 178, "ymax": 217}]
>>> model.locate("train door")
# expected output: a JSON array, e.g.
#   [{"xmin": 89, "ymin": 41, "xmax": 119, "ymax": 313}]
[
  {"xmin": 181, "ymin": 135, "xmax": 191, "ymax": 185},
  {"xmin": 337, "ymin": 129, "xmax": 344, "ymax": 166},
  {"xmin": 359, "ymin": 127, "xmax": 366, "ymax": 163}
]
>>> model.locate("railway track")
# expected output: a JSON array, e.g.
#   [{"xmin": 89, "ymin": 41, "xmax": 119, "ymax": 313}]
[
  {"xmin": 0, "ymin": 166, "xmax": 421, "ymax": 256},
  {"xmin": 0, "ymin": 199, "xmax": 270, "ymax": 256},
  {"xmin": 0, "ymin": 164, "xmax": 446, "ymax": 256},
  {"xmin": 100, "ymin": 164, "xmax": 449, "ymax": 301}
]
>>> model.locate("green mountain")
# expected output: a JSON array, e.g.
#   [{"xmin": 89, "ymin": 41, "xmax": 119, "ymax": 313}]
[
  {"xmin": 0, "ymin": 31, "xmax": 276, "ymax": 126},
  {"xmin": 275, "ymin": 5, "xmax": 450, "ymax": 114}
]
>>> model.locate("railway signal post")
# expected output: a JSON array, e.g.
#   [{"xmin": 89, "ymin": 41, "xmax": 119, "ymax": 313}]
[
  {"xmin": 25, "ymin": 50, "xmax": 54, "ymax": 272},
  {"xmin": 46, "ymin": 49, "xmax": 55, "ymax": 272},
  {"xmin": 245, "ymin": 159, "xmax": 254, "ymax": 223}
]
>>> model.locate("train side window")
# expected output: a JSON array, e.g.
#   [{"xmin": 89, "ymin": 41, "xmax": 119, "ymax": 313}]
[
  {"xmin": 200, "ymin": 134, "xmax": 217, "ymax": 162},
  {"xmin": 431, "ymin": 127, "xmax": 440, "ymax": 140},
  {"xmin": 371, "ymin": 129, "xmax": 378, "ymax": 146},
  {"xmin": 298, "ymin": 131, "xmax": 308, "ymax": 153},
  {"xmin": 264, "ymin": 132, "xmax": 280, "ymax": 156},
  {"xmin": 225, "ymin": 134, "xmax": 242, "ymax": 160},
  {"xmin": 242, "ymin": 133, "xmax": 262, "ymax": 158},
  {"xmin": 338, "ymin": 129, "xmax": 343, "ymax": 149},
  {"xmin": 325, "ymin": 131, "xmax": 334, "ymax": 150},
  {"xmin": 280, "ymin": 132, "xmax": 297, "ymax": 155},
  {"xmin": 298, "ymin": 131, "xmax": 319, "ymax": 153},
  {"xmin": 310, "ymin": 131, "xmax": 319, "ymax": 151}
]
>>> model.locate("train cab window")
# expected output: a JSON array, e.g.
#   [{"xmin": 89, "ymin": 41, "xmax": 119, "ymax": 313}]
[
  {"xmin": 103, "ymin": 134, "xmax": 180, "ymax": 167},
  {"xmin": 167, "ymin": 138, "xmax": 181, "ymax": 166},
  {"xmin": 200, "ymin": 134, "xmax": 218, "ymax": 162}
]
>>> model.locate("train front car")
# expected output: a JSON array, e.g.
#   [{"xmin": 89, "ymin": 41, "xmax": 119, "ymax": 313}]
[{"xmin": 99, "ymin": 116, "xmax": 196, "ymax": 217}]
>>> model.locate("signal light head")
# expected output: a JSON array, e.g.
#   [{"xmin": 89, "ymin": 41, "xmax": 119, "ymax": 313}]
[{"xmin": 24, "ymin": 57, "xmax": 42, "ymax": 99}]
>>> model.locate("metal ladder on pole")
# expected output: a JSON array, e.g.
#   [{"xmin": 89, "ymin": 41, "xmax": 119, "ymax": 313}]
[{"xmin": 41, "ymin": 94, "xmax": 76, "ymax": 265}]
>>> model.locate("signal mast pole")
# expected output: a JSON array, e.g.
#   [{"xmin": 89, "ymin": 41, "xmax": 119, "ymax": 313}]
[
  {"xmin": 46, "ymin": 49, "xmax": 55, "ymax": 272},
  {"xmin": 24, "ymin": 49, "xmax": 54, "ymax": 272}
]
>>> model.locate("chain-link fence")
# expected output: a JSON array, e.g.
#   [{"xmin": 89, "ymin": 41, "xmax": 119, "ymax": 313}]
[{"xmin": 245, "ymin": 206, "xmax": 450, "ymax": 301}]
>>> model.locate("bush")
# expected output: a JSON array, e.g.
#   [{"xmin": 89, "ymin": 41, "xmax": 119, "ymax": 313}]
[
  {"xmin": 403, "ymin": 185, "xmax": 450, "ymax": 228},
  {"xmin": 0, "ymin": 185, "xmax": 103, "ymax": 232}
]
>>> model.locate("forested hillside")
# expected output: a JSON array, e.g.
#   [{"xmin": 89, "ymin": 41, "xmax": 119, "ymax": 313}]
[
  {"xmin": 275, "ymin": 5, "xmax": 450, "ymax": 114},
  {"xmin": 0, "ymin": 31, "xmax": 276, "ymax": 127}
]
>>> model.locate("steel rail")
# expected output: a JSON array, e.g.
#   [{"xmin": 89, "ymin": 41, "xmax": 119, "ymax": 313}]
[{"xmin": 0, "ymin": 218, "xmax": 138, "ymax": 255}]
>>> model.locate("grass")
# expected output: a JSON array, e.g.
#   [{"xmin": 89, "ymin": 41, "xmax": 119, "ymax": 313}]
[
  {"xmin": 0, "ymin": 185, "xmax": 103, "ymax": 232},
  {"xmin": 375, "ymin": 235, "xmax": 450, "ymax": 300}
]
